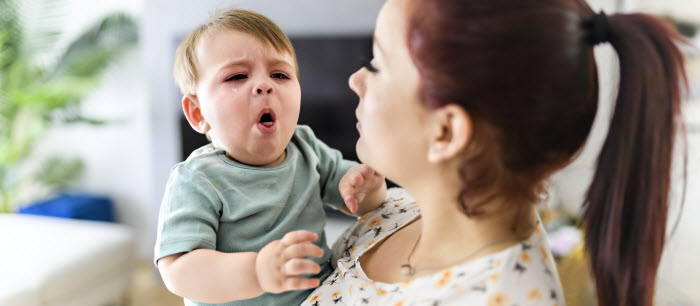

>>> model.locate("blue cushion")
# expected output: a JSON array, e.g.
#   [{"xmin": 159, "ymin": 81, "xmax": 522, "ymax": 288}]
[{"xmin": 18, "ymin": 194, "xmax": 114, "ymax": 222}]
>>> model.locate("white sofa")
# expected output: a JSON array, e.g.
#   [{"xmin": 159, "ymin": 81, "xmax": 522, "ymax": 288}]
[{"xmin": 0, "ymin": 214, "xmax": 134, "ymax": 306}]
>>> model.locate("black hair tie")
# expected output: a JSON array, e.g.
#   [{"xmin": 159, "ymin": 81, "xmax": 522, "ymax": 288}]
[{"xmin": 589, "ymin": 11, "xmax": 610, "ymax": 45}]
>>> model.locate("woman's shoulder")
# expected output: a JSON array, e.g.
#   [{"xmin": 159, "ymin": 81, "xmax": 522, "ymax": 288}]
[
  {"xmin": 389, "ymin": 225, "xmax": 565, "ymax": 305},
  {"xmin": 352, "ymin": 187, "xmax": 419, "ymax": 233},
  {"xmin": 330, "ymin": 188, "xmax": 420, "ymax": 262},
  {"xmin": 359, "ymin": 187, "xmax": 419, "ymax": 225},
  {"xmin": 309, "ymin": 189, "xmax": 566, "ymax": 305},
  {"xmin": 450, "ymin": 224, "xmax": 565, "ymax": 305}
]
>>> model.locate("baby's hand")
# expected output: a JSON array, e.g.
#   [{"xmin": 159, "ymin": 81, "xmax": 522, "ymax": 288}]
[
  {"xmin": 255, "ymin": 230, "xmax": 324, "ymax": 294},
  {"xmin": 340, "ymin": 164, "xmax": 385, "ymax": 214}
]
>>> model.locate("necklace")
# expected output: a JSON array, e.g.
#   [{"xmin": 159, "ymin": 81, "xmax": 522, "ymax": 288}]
[{"xmin": 399, "ymin": 232, "xmax": 530, "ymax": 276}]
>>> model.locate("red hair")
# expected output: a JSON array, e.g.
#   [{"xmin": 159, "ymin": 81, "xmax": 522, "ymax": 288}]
[{"xmin": 405, "ymin": 0, "xmax": 687, "ymax": 305}]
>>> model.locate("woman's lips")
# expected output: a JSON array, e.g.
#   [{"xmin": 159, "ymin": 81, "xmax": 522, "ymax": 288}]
[{"xmin": 356, "ymin": 122, "xmax": 362, "ymax": 132}]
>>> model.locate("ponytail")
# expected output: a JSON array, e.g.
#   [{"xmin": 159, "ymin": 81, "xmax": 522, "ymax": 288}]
[{"xmin": 583, "ymin": 13, "xmax": 687, "ymax": 306}]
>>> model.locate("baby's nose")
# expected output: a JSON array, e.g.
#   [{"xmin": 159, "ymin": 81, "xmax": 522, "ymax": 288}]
[{"xmin": 254, "ymin": 84, "xmax": 274, "ymax": 95}]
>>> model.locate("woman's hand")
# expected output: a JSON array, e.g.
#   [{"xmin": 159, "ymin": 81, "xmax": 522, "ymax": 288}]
[
  {"xmin": 340, "ymin": 164, "xmax": 387, "ymax": 215},
  {"xmin": 255, "ymin": 230, "xmax": 324, "ymax": 294}
]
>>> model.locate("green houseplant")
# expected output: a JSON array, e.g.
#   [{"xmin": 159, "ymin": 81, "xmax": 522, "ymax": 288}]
[{"xmin": 0, "ymin": 0, "xmax": 137, "ymax": 213}]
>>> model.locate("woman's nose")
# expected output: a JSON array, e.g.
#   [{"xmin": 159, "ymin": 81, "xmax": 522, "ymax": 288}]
[{"xmin": 348, "ymin": 69, "xmax": 364, "ymax": 97}]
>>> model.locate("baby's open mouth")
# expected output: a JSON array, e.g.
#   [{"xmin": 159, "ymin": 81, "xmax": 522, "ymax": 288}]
[{"xmin": 258, "ymin": 110, "xmax": 276, "ymax": 128}]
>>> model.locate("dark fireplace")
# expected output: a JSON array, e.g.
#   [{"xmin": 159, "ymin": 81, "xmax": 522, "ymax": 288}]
[
  {"xmin": 178, "ymin": 36, "xmax": 399, "ymax": 214},
  {"xmin": 178, "ymin": 35, "xmax": 372, "ymax": 163},
  {"xmin": 178, "ymin": 35, "xmax": 396, "ymax": 215}
]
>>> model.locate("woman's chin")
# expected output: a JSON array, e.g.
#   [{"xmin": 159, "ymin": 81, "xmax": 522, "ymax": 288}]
[
  {"xmin": 355, "ymin": 144, "xmax": 378, "ymax": 172},
  {"xmin": 355, "ymin": 143, "xmax": 367, "ymax": 164}
]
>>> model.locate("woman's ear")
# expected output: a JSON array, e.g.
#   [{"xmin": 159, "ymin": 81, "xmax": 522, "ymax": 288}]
[
  {"xmin": 182, "ymin": 95, "xmax": 210, "ymax": 134},
  {"xmin": 427, "ymin": 104, "xmax": 472, "ymax": 163}
]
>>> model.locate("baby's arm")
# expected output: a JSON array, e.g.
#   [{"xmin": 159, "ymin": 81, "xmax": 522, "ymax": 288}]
[
  {"xmin": 158, "ymin": 250, "xmax": 261, "ymax": 302},
  {"xmin": 339, "ymin": 164, "xmax": 387, "ymax": 216},
  {"xmin": 157, "ymin": 231, "xmax": 323, "ymax": 303}
]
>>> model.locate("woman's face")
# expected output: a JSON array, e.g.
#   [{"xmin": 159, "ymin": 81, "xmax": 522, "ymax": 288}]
[{"xmin": 349, "ymin": 0, "xmax": 433, "ymax": 186}]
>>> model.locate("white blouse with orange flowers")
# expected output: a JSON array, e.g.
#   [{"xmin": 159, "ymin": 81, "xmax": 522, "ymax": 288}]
[{"xmin": 300, "ymin": 188, "xmax": 566, "ymax": 306}]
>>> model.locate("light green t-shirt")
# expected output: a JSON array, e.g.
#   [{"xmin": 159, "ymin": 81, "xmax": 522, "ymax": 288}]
[{"xmin": 154, "ymin": 125, "xmax": 357, "ymax": 306}]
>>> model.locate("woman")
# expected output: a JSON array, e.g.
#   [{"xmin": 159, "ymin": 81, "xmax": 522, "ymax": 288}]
[{"xmin": 303, "ymin": 0, "xmax": 686, "ymax": 305}]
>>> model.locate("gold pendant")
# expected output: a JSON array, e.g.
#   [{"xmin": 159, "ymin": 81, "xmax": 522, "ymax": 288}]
[{"xmin": 399, "ymin": 264, "xmax": 414, "ymax": 276}]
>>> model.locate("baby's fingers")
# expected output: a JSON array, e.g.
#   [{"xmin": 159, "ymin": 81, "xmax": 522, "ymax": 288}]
[
  {"xmin": 284, "ymin": 258, "xmax": 322, "ymax": 276},
  {"xmin": 368, "ymin": 169, "xmax": 384, "ymax": 185},
  {"xmin": 350, "ymin": 171, "xmax": 365, "ymax": 186},
  {"xmin": 358, "ymin": 164, "xmax": 377, "ymax": 178},
  {"xmin": 340, "ymin": 181, "xmax": 359, "ymax": 213},
  {"xmin": 280, "ymin": 230, "xmax": 318, "ymax": 247},
  {"xmin": 340, "ymin": 179, "xmax": 355, "ymax": 199},
  {"xmin": 345, "ymin": 197, "xmax": 359, "ymax": 214},
  {"xmin": 283, "ymin": 242, "xmax": 324, "ymax": 260},
  {"xmin": 284, "ymin": 276, "xmax": 321, "ymax": 291}
]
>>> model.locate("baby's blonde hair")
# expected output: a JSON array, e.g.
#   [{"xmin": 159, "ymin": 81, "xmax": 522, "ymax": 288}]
[{"xmin": 173, "ymin": 9, "xmax": 299, "ymax": 95}]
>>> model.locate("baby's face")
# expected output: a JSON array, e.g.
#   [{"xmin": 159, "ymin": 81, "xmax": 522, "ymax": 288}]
[{"xmin": 194, "ymin": 29, "xmax": 300, "ymax": 167}]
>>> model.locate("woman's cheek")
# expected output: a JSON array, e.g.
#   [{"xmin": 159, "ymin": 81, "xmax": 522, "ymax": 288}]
[{"xmin": 361, "ymin": 93, "xmax": 381, "ymax": 115}]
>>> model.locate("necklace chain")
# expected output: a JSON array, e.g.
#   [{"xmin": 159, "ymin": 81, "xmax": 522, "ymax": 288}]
[{"xmin": 399, "ymin": 231, "xmax": 530, "ymax": 276}]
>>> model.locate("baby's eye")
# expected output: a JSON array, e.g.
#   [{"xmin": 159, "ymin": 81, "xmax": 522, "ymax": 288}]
[
  {"xmin": 270, "ymin": 73, "xmax": 289, "ymax": 80},
  {"xmin": 225, "ymin": 74, "xmax": 247, "ymax": 81}
]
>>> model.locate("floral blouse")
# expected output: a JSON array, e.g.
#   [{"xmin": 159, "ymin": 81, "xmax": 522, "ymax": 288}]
[{"xmin": 301, "ymin": 188, "xmax": 565, "ymax": 306}]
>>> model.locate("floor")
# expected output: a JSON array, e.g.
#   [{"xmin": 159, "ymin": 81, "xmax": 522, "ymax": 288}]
[{"xmin": 128, "ymin": 261, "xmax": 183, "ymax": 306}]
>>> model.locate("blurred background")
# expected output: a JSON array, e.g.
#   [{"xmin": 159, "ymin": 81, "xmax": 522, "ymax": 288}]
[{"xmin": 0, "ymin": 0, "xmax": 698, "ymax": 305}]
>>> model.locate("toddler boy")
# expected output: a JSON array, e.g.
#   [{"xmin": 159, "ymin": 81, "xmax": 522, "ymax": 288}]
[{"xmin": 154, "ymin": 9, "xmax": 386, "ymax": 306}]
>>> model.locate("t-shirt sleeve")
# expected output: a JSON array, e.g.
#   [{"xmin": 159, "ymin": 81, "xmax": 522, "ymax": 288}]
[
  {"xmin": 296, "ymin": 125, "xmax": 358, "ymax": 210},
  {"xmin": 154, "ymin": 165, "xmax": 222, "ymax": 265}
]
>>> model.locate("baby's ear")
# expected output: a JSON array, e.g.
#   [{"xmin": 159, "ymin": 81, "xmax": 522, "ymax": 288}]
[{"xmin": 182, "ymin": 95, "xmax": 210, "ymax": 134}]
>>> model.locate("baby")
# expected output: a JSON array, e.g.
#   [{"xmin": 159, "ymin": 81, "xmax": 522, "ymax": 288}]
[{"xmin": 154, "ymin": 9, "xmax": 386, "ymax": 306}]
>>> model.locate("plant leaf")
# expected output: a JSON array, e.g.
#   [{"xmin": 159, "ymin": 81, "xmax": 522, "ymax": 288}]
[
  {"xmin": 8, "ymin": 76, "xmax": 98, "ymax": 111},
  {"xmin": 3, "ymin": 57, "xmax": 43, "ymax": 92},
  {"xmin": 0, "ymin": 0, "xmax": 22, "ymax": 72},
  {"xmin": 37, "ymin": 156, "xmax": 84, "ymax": 189},
  {"xmin": 54, "ymin": 12, "xmax": 137, "ymax": 78},
  {"xmin": 12, "ymin": 0, "xmax": 66, "ymax": 69}
]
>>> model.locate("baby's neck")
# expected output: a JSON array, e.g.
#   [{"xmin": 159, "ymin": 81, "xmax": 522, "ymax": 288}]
[{"xmin": 222, "ymin": 149, "xmax": 287, "ymax": 168}]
